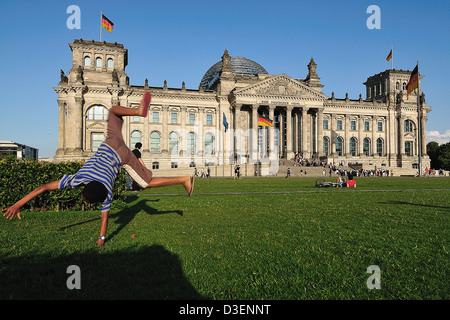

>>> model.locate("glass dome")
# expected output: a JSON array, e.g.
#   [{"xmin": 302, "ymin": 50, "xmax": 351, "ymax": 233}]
[{"xmin": 200, "ymin": 56, "xmax": 268, "ymax": 91}]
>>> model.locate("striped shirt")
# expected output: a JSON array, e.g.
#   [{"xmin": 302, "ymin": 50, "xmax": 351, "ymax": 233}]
[{"xmin": 58, "ymin": 143, "xmax": 121, "ymax": 212}]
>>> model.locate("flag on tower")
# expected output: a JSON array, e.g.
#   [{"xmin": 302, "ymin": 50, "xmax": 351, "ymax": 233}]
[
  {"xmin": 101, "ymin": 14, "xmax": 114, "ymax": 32},
  {"xmin": 406, "ymin": 64, "xmax": 418, "ymax": 99},
  {"xmin": 386, "ymin": 49, "xmax": 393, "ymax": 62}
]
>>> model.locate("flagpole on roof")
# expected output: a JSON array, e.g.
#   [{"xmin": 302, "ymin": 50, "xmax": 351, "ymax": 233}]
[
  {"xmin": 391, "ymin": 46, "xmax": 393, "ymax": 70},
  {"xmin": 417, "ymin": 61, "xmax": 422, "ymax": 176},
  {"xmin": 100, "ymin": 12, "xmax": 102, "ymax": 42}
]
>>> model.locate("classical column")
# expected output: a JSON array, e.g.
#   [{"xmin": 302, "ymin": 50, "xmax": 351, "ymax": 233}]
[
  {"xmin": 345, "ymin": 115, "xmax": 350, "ymax": 156},
  {"xmin": 73, "ymin": 96, "xmax": 83, "ymax": 154},
  {"xmin": 372, "ymin": 116, "xmax": 377, "ymax": 156},
  {"xmin": 234, "ymin": 104, "xmax": 242, "ymax": 163},
  {"xmin": 268, "ymin": 105, "xmax": 276, "ymax": 160},
  {"xmin": 286, "ymin": 106, "xmax": 294, "ymax": 160},
  {"xmin": 358, "ymin": 115, "xmax": 364, "ymax": 156},
  {"xmin": 421, "ymin": 114, "xmax": 427, "ymax": 155},
  {"xmin": 251, "ymin": 104, "xmax": 258, "ymax": 161},
  {"xmin": 399, "ymin": 116, "xmax": 405, "ymax": 155},
  {"xmin": 301, "ymin": 107, "xmax": 309, "ymax": 157},
  {"xmin": 317, "ymin": 109, "xmax": 324, "ymax": 157},
  {"xmin": 161, "ymin": 106, "xmax": 169, "ymax": 153},
  {"xmin": 330, "ymin": 113, "xmax": 335, "ymax": 155},
  {"xmin": 56, "ymin": 100, "xmax": 66, "ymax": 155}
]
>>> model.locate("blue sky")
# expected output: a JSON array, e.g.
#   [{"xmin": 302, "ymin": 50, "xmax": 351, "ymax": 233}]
[{"xmin": 0, "ymin": 0, "xmax": 449, "ymax": 158}]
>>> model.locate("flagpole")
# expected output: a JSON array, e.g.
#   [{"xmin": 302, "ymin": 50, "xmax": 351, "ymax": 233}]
[
  {"xmin": 100, "ymin": 12, "xmax": 102, "ymax": 41},
  {"xmin": 417, "ymin": 61, "xmax": 422, "ymax": 176},
  {"xmin": 391, "ymin": 46, "xmax": 393, "ymax": 70}
]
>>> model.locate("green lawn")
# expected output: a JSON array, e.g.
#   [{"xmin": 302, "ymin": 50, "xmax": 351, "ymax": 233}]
[{"xmin": 0, "ymin": 177, "xmax": 449, "ymax": 300}]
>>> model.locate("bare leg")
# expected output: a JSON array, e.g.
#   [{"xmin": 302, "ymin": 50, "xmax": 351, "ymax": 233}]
[
  {"xmin": 110, "ymin": 91, "xmax": 151, "ymax": 117},
  {"xmin": 146, "ymin": 176, "xmax": 195, "ymax": 196}
]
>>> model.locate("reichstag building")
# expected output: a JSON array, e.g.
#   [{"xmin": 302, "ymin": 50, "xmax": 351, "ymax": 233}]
[{"xmin": 53, "ymin": 39, "xmax": 431, "ymax": 174}]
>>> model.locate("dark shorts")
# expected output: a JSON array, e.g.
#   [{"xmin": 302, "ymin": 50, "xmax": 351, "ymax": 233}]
[{"xmin": 104, "ymin": 109, "xmax": 152, "ymax": 188}]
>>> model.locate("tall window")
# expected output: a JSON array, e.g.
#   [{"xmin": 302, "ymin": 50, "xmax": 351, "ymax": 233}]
[
  {"xmin": 206, "ymin": 114, "xmax": 213, "ymax": 126},
  {"xmin": 351, "ymin": 120, "xmax": 356, "ymax": 131},
  {"xmin": 364, "ymin": 121, "xmax": 370, "ymax": 131},
  {"xmin": 187, "ymin": 132, "xmax": 196, "ymax": 155},
  {"xmin": 84, "ymin": 56, "xmax": 91, "ymax": 66},
  {"xmin": 152, "ymin": 111, "xmax": 159, "ymax": 123},
  {"xmin": 171, "ymin": 112, "xmax": 178, "ymax": 124},
  {"xmin": 87, "ymin": 105, "xmax": 108, "ymax": 120},
  {"xmin": 404, "ymin": 120, "xmax": 414, "ymax": 132},
  {"xmin": 335, "ymin": 137, "xmax": 343, "ymax": 156},
  {"xmin": 323, "ymin": 120, "xmax": 329, "ymax": 130},
  {"xmin": 378, "ymin": 122, "xmax": 383, "ymax": 131},
  {"xmin": 405, "ymin": 141, "xmax": 412, "ymax": 156},
  {"xmin": 363, "ymin": 138, "xmax": 371, "ymax": 156},
  {"xmin": 349, "ymin": 137, "xmax": 357, "ymax": 156},
  {"xmin": 96, "ymin": 57, "xmax": 102, "ymax": 67},
  {"xmin": 107, "ymin": 58, "xmax": 114, "ymax": 69},
  {"xmin": 131, "ymin": 131, "xmax": 142, "ymax": 149},
  {"xmin": 376, "ymin": 138, "xmax": 384, "ymax": 156},
  {"xmin": 189, "ymin": 113, "xmax": 195, "ymax": 125},
  {"xmin": 150, "ymin": 131, "xmax": 161, "ymax": 153},
  {"xmin": 204, "ymin": 133, "xmax": 215, "ymax": 155},
  {"xmin": 91, "ymin": 133, "xmax": 104, "ymax": 152},
  {"xmin": 323, "ymin": 136, "xmax": 329, "ymax": 155},
  {"xmin": 337, "ymin": 120, "xmax": 343, "ymax": 130},
  {"xmin": 169, "ymin": 132, "xmax": 179, "ymax": 154}
]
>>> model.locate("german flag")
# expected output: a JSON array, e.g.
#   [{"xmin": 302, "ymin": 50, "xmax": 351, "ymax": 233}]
[
  {"xmin": 386, "ymin": 49, "xmax": 392, "ymax": 62},
  {"xmin": 406, "ymin": 64, "xmax": 418, "ymax": 99},
  {"xmin": 101, "ymin": 14, "xmax": 114, "ymax": 32},
  {"xmin": 258, "ymin": 116, "xmax": 274, "ymax": 127}
]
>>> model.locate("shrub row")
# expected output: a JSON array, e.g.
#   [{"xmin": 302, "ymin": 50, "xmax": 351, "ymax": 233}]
[{"xmin": 0, "ymin": 157, "xmax": 126, "ymax": 212}]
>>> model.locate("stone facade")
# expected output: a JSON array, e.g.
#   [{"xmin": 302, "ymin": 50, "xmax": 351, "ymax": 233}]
[{"xmin": 53, "ymin": 39, "xmax": 431, "ymax": 174}]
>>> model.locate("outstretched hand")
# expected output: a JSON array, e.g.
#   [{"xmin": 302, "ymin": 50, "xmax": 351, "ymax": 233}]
[{"xmin": 2, "ymin": 204, "xmax": 22, "ymax": 220}]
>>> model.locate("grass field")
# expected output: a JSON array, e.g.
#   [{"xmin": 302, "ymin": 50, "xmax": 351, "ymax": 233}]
[{"xmin": 0, "ymin": 177, "xmax": 449, "ymax": 300}]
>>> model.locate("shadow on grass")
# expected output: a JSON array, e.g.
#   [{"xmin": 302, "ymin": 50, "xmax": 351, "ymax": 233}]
[
  {"xmin": 60, "ymin": 198, "xmax": 183, "ymax": 243},
  {"xmin": 380, "ymin": 200, "xmax": 450, "ymax": 210},
  {"xmin": 0, "ymin": 244, "xmax": 204, "ymax": 300}
]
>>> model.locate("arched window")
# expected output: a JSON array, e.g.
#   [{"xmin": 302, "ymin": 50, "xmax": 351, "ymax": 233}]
[
  {"xmin": 404, "ymin": 120, "xmax": 414, "ymax": 132},
  {"xmin": 204, "ymin": 133, "xmax": 215, "ymax": 155},
  {"xmin": 335, "ymin": 137, "xmax": 343, "ymax": 156},
  {"xmin": 376, "ymin": 138, "xmax": 384, "ymax": 156},
  {"xmin": 169, "ymin": 132, "xmax": 179, "ymax": 155},
  {"xmin": 96, "ymin": 57, "xmax": 102, "ymax": 67},
  {"xmin": 323, "ymin": 136, "xmax": 329, "ymax": 155},
  {"xmin": 107, "ymin": 58, "xmax": 114, "ymax": 69},
  {"xmin": 349, "ymin": 137, "xmax": 357, "ymax": 156},
  {"xmin": 87, "ymin": 105, "xmax": 108, "ymax": 121},
  {"xmin": 402, "ymin": 82, "xmax": 407, "ymax": 90},
  {"xmin": 396, "ymin": 82, "xmax": 400, "ymax": 90},
  {"xmin": 84, "ymin": 56, "xmax": 91, "ymax": 67},
  {"xmin": 363, "ymin": 138, "xmax": 371, "ymax": 156},
  {"xmin": 131, "ymin": 131, "xmax": 142, "ymax": 149},
  {"xmin": 150, "ymin": 131, "xmax": 161, "ymax": 153},
  {"xmin": 187, "ymin": 132, "xmax": 196, "ymax": 155}
]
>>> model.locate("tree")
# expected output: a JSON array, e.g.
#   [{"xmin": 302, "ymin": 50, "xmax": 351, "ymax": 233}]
[
  {"xmin": 427, "ymin": 141, "xmax": 440, "ymax": 169},
  {"xmin": 437, "ymin": 142, "xmax": 450, "ymax": 171}
]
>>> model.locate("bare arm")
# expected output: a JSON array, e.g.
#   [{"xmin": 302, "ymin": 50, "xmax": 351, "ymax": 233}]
[{"xmin": 2, "ymin": 180, "xmax": 61, "ymax": 220}]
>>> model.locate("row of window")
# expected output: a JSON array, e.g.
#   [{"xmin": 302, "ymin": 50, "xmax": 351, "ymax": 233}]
[
  {"xmin": 323, "ymin": 137, "xmax": 384, "ymax": 157},
  {"xmin": 84, "ymin": 56, "xmax": 114, "ymax": 68},
  {"xmin": 368, "ymin": 81, "xmax": 416, "ymax": 98},
  {"xmin": 323, "ymin": 119, "xmax": 383, "ymax": 131},
  {"xmin": 92, "ymin": 131, "xmax": 215, "ymax": 155},
  {"xmin": 86, "ymin": 105, "xmax": 215, "ymax": 125},
  {"xmin": 323, "ymin": 119, "xmax": 415, "ymax": 132}
]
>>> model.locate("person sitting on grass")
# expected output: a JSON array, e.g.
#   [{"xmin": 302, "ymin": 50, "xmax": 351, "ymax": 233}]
[
  {"xmin": 345, "ymin": 174, "xmax": 356, "ymax": 188},
  {"xmin": 337, "ymin": 174, "xmax": 346, "ymax": 187},
  {"xmin": 2, "ymin": 92, "xmax": 195, "ymax": 247}
]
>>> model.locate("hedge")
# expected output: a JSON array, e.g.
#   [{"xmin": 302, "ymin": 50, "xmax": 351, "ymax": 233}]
[{"xmin": 0, "ymin": 157, "xmax": 127, "ymax": 212}]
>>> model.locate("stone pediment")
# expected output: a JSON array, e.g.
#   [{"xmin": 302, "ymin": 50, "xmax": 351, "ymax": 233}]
[
  {"xmin": 233, "ymin": 74, "xmax": 327, "ymax": 100},
  {"xmin": 86, "ymin": 122, "xmax": 105, "ymax": 130}
]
